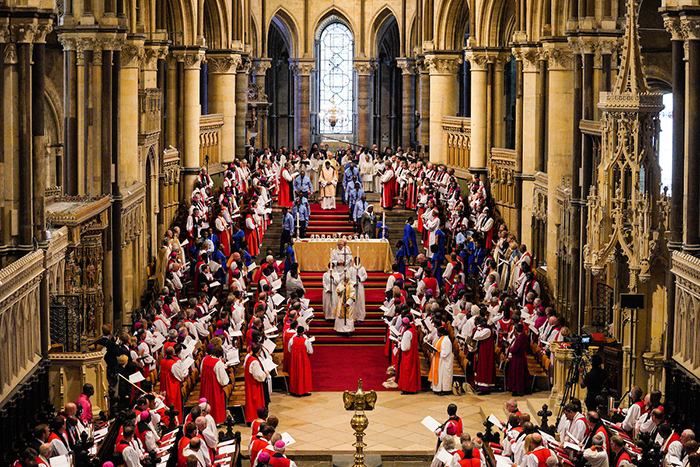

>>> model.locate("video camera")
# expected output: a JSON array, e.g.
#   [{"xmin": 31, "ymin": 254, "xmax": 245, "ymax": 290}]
[{"xmin": 566, "ymin": 334, "xmax": 592, "ymax": 356}]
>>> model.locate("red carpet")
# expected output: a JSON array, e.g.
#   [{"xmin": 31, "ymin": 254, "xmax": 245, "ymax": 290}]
[
  {"xmin": 309, "ymin": 203, "xmax": 349, "ymax": 214},
  {"xmin": 311, "ymin": 344, "xmax": 391, "ymax": 391}
]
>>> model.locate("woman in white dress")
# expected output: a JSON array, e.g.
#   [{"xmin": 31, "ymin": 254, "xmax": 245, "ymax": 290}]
[
  {"xmin": 423, "ymin": 208, "xmax": 440, "ymax": 258},
  {"xmin": 320, "ymin": 160, "xmax": 337, "ymax": 210},
  {"xmin": 373, "ymin": 157, "xmax": 385, "ymax": 193},
  {"xmin": 348, "ymin": 257, "xmax": 367, "ymax": 322},
  {"xmin": 334, "ymin": 276, "xmax": 356, "ymax": 334},
  {"xmin": 359, "ymin": 154, "xmax": 375, "ymax": 192},
  {"xmin": 309, "ymin": 153, "xmax": 322, "ymax": 194}
]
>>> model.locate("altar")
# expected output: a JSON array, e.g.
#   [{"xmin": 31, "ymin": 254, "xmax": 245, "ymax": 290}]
[{"xmin": 293, "ymin": 238, "xmax": 394, "ymax": 273}]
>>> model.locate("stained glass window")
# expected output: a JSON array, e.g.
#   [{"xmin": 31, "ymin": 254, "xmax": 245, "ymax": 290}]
[{"xmin": 318, "ymin": 22, "xmax": 354, "ymax": 134}]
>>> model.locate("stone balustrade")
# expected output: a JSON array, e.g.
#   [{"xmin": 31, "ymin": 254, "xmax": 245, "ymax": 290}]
[
  {"xmin": 442, "ymin": 116, "xmax": 471, "ymax": 177},
  {"xmin": 200, "ymin": 113, "xmax": 224, "ymax": 170}
]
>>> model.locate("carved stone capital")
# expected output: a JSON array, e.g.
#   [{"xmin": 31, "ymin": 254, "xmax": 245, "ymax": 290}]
[
  {"xmin": 142, "ymin": 45, "xmax": 166, "ymax": 70},
  {"xmin": 396, "ymin": 58, "xmax": 416, "ymax": 75},
  {"xmin": 512, "ymin": 46, "xmax": 541, "ymax": 72},
  {"xmin": 290, "ymin": 58, "xmax": 315, "ymax": 76},
  {"xmin": 208, "ymin": 52, "xmax": 243, "ymax": 74},
  {"xmin": 353, "ymin": 59, "xmax": 375, "ymax": 76},
  {"xmin": 541, "ymin": 43, "xmax": 574, "ymax": 70},
  {"xmin": 237, "ymin": 56, "xmax": 252, "ymax": 73},
  {"xmin": 93, "ymin": 47, "xmax": 103, "ymax": 66},
  {"xmin": 12, "ymin": 21, "xmax": 38, "ymax": 43},
  {"xmin": 58, "ymin": 35, "xmax": 77, "ymax": 52},
  {"xmin": 251, "ymin": 57, "xmax": 272, "ymax": 76},
  {"xmin": 465, "ymin": 51, "xmax": 490, "ymax": 71},
  {"xmin": 681, "ymin": 15, "xmax": 700, "ymax": 41},
  {"xmin": 0, "ymin": 21, "xmax": 9, "ymax": 43},
  {"xmin": 663, "ymin": 15, "xmax": 684, "ymax": 41},
  {"xmin": 122, "ymin": 42, "xmax": 145, "ymax": 68},
  {"xmin": 425, "ymin": 53, "xmax": 462, "ymax": 75},
  {"xmin": 75, "ymin": 38, "xmax": 94, "ymax": 65},
  {"xmin": 102, "ymin": 36, "xmax": 125, "ymax": 51},
  {"xmin": 34, "ymin": 21, "xmax": 53, "ymax": 44},
  {"xmin": 172, "ymin": 48, "xmax": 205, "ymax": 70}
]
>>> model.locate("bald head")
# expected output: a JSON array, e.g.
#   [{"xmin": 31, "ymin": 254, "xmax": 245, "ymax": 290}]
[
  {"xmin": 195, "ymin": 416, "xmax": 207, "ymax": 429},
  {"xmin": 530, "ymin": 433, "xmax": 543, "ymax": 447},
  {"xmin": 64, "ymin": 403, "xmax": 77, "ymax": 417},
  {"xmin": 189, "ymin": 437, "xmax": 202, "ymax": 450},
  {"xmin": 39, "ymin": 443, "xmax": 52, "ymax": 458}
]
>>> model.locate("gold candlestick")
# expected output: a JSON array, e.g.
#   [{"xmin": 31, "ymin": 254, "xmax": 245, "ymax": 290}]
[{"xmin": 343, "ymin": 379, "xmax": 377, "ymax": 467}]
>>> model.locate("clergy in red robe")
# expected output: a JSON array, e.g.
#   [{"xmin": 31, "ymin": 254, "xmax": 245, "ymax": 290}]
[
  {"xmin": 177, "ymin": 423, "xmax": 197, "ymax": 467},
  {"xmin": 506, "ymin": 323, "xmax": 532, "ymax": 396},
  {"xmin": 244, "ymin": 211, "xmax": 260, "ymax": 257},
  {"xmin": 397, "ymin": 317, "xmax": 422, "ymax": 393},
  {"xmin": 160, "ymin": 346, "xmax": 187, "ymax": 422},
  {"xmin": 288, "ymin": 327, "xmax": 313, "ymax": 396},
  {"xmin": 244, "ymin": 343, "xmax": 269, "ymax": 423},
  {"xmin": 278, "ymin": 163, "xmax": 294, "ymax": 208},
  {"xmin": 472, "ymin": 318, "xmax": 496, "ymax": 393},
  {"xmin": 282, "ymin": 319, "xmax": 297, "ymax": 374},
  {"xmin": 380, "ymin": 162, "xmax": 397, "ymax": 209},
  {"xmin": 199, "ymin": 347, "xmax": 230, "ymax": 424}
]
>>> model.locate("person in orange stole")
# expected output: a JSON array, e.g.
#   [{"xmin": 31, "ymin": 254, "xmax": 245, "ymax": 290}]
[
  {"xmin": 199, "ymin": 346, "xmax": 230, "ymax": 424},
  {"xmin": 159, "ymin": 346, "xmax": 187, "ymax": 422},
  {"xmin": 380, "ymin": 161, "xmax": 397, "ymax": 209},
  {"xmin": 397, "ymin": 317, "xmax": 422, "ymax": 394},
  {"xmin": 472, "ymin": 317, "xmax": 496, "ymax": 394},
  {"xmin": 244, "ymin": 343, "xmax": 270, "ymax": 423},
  {"xmin": 288, "ymin": 326, "xmax": 313, "ymax": 396},
  {"xmin": 278, "ymin": 162, "xmax": 294, "ymax": 208}
]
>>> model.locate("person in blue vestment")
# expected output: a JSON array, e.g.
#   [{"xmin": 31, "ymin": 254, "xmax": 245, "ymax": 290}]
[
  {"xmin": 395, "ymin": 240, "xmax": 407, "ymax": 277},
  {"xmin": 293, "ymin": 170, "xmax": 313, "ymax": 197},
  {"xmin": 343, "ymin": 163, "xmax": 360, "ymax": 204},
  {"xmin": 353, "ymin": 195, "xmax": 368, "ymax": 234},
  {"xmin": 402, "ymin": 217, "xmax": 419, "ymax": 264},
  {"xmin": 284, "ymin": 239, "xmax": 296, "ymax": 279}
]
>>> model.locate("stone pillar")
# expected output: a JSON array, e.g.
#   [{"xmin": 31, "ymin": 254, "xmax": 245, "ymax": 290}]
[
  {"xmin": 543, "ymin": 42, "xmax": 575, "ymax": 295},
  {"xmin": 396, "ymin": 58, "xmax": 415, "ymax": 149},
  {"xmin": 88, "ymin": 44, "xmax": 103, "ymax": 197},
  {"xmin": 513, "ymin": 46, "xmax": 540, "ymax": 248},
  {"xmin": 16, "ymin": 25, "xmax": 34, "ymax": 248},
  {"xmin": 548, "ymin": 344, "xmax": 576, "ymax": 409},
  {"xmin": 119, "ymin": 41, "xmax": 145, "ymax": 188},
  {"xmin": 76, "ymin": 40, "xmax": 88, "ymax": 194},
  {"xmin": 165, "ymin": 54, "xmax": 178, "ymax": 149},
  {"xmin": 682, "ymin": 15, "xmax": 700, "ymax": 253},
  {"xmin": 251, "ymin": 58, "xmax": 272, "ymax": 148},
  {"xmin": 354, "ymin": 59, "xmax": 374, "ymax": 147},
  {"xmin": 291, "ymin": 59, "xmax": 314, "ymax": 150},
  {"xmin": 663, "ymin": 15, "xmax": 685, "ymax": 250},
  {"xmin": 418, "ymin": 59, "xmax": 430, "ymax": 155},
  {"xmin": 466, "ymin": 51, "xmax": 489, "ymax": 174},
  {"xmin": 424, "ymin": 53, "xmax": 461, "ymax": 166},
  {"xmin": 173, "ymin": 48, "xmax": 205, "ymax": 190},
  {"xmin": 235, "ymin": 57, "xmax": 250, "ymax": 157},
  {"xmin": 492, "ymin": 55, "xmax": 507, "ymax": 149},
  {"xmin": 208, "ymin": 52, "xmax": 242, "ymax": 162}
]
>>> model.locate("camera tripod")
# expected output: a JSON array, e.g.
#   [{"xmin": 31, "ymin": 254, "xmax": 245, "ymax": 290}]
[{"xmin": 556, "ymin": 352, "xmax": 589, "ymax": 422}]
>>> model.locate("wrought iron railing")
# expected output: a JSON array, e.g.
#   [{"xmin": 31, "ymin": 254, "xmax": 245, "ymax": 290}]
[{"xmin": 49, "ymin": 294, "xmax": 83, "ymax": 352}]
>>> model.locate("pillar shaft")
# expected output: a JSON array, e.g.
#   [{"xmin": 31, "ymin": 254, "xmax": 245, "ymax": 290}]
[
  {"xmin": 18, "ymin": 41, "xmax": 33, "ymax": 247},
  {"xmin": 119, "ymin": 42, "xmax": 144, "ymax": 187},
  {"xmin": 32, "ymin": 38, "xmax": 47, "ymax": 245},
  {"xmin": 354, "ymin": 60, "xmax": 374, "ymax": 147},
  {"xmin": 424, "ymin": 53, "xmax": 461, "ymax": 165},
  {"xmin": 165, "ymin": 55, "xmax": 178, "ymax": 149},
  {"xmin": 397, "ymin": 58, "xmax": 415, "ymax": 149},
  {"xmin": 174, "ymin": 48, "xmax": 205, "ymax": 189},
  {"xmin": 419, "ymin": 65, "xmax": 430, "ymax": 154},
  {"xmin": 208, "ymin": 52, "xmax": 241, "ymax": 162},
  {"xmin": 292, "ymin": 59, "xmax": 314, "ymax": 150},
  {"xmin": 235, "ymin": 58, "xmax": 250, "ymax": 157},
  {"xmin": 252, "ymin": 58, "xmax": 271, "ymax": 149},
  {"xmin": 684, "ymin": 35, "xmax": 700, "ymax": 252},
  {"xmin": 467, "ymin": 53, "xmax": 488, "ymax": 171}
]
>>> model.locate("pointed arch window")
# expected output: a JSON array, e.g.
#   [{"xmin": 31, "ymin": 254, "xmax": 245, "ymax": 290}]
[{"xmin": 318, "ymin": 21, "xmax": 354, "ymax": 134}]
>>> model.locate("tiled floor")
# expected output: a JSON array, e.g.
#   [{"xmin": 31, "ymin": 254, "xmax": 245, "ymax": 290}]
[{"xmin": 240, "ymin": 390, "xmax": 551, "ymax": 456}]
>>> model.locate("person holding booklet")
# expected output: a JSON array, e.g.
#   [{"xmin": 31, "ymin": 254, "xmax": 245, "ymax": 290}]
[
  {"xmin": 244, "ymin": 343, "xmax": 271, "ymax": 424},
  {"xmin": 428, "ymin": 327, "xmax": 454, "ymax": 396}
]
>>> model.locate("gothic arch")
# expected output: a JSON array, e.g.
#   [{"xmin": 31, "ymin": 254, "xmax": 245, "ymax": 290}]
[
  {"xmin": 435, "ymin": 0, "xmax": 470, "ymax": 50},
  {"xmin": 203, "ymin": 0, "xmax": 231, "ymax": 49},
  {"xmin": 406, "ymin": 13, "xmax": 418, "ymax": 57},
  {"xmin": 477, "ymin": 0, "xmax": 516, "ymax": 47},
  {"xmin": 269, "ymin": 7, "xmax": 300, "ymax": 58},
  {"xmin": 160, "ymin": 0, "xmax": 193, "ymax": 46},
  {"xmin": 249, "ymin": 13, "xmax": 259, "ymax": 57},
  {"xmin": 313, "ymin": 6, "xmax": 357, "ymax": 50},
  {"xmin": 369, "ymin": 6, "xmax": 401, "ymax": 59}
]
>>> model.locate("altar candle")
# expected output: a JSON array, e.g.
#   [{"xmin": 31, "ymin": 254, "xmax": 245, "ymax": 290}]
[
  {"xmin": 382, "ymin": 212, "xmax": 386, "ymax": 238},
  {"xmin": 296, "ymin": 212, "xmax": 300, "ymax": 237}
]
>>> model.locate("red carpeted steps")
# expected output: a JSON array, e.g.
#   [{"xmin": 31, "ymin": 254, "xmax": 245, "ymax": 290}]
[{"xmin": 302, "ymin": 203, "xmax": 388, "ymax": 346}]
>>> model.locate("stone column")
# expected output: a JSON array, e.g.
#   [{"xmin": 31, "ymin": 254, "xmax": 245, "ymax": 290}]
[
  {"xmin": 16, "ymin": 23, "xmax": 35, "ymax": 248},
  {"xmin": 543, "ymin": 42, "xmax": 575, "ymax": 295},
  {"xmin": 235, "ymin": 56, "xmax": 250, "ymax": 157},
  {"xmin": 173, "ymin": 48, "xmax": 205, "ymax": 190},
  {"xmin": 208, "ymin": 52, "xmax": 242, "ymax": 162},
  {"xmin": 354, "ymin": 59, "xmax": 374, "ymax": 147},
  {"xmin": 492, "ymin": 54, "xmax": 508, "ymax": 149},
  {"xmin": 396, "ymin": 58, "xmax": 415, "ymax": 149},
  {"xmin": 664, "ymin": 15, "xmax": 685, "ymax": 250},
  {"xmin": 89, "ymin": 44, "xmax": 103, "ymax": 197},
  {"xmin": 466, "ymin": 51, "xmax": 489, "ymax": 174},
  {"xmin": 76, "ymin": 40, "xmax": 88, "ymax": 195},
  {"xmin": 292, "ymin": 59, "xmax": 315, "ymax": 150},
  {"xmin": 418, "ymin": 59, "xmax": 430, "ymax": 155},
  {"xmin": 58, "ymin": 36, "xmax": 78, "ymax": 195},
  {"xmin": 165, "ymin": 54, "xmax": 178, "ymax": 149},
  {"xmin": 119, "ymin": 40, "xmax": 145, "ymax": 188},
  {"xmin": 424, "ymin": 53, "xmax": 461, "ymax": 166},
  {"xmin": 682, "ymin": 15, "xmax": 700, "ymax": 253},
  {"xmin": 251, "ymin": 58, "xmax": 272, "ymax": 148},
  {"xmin": 513, "ymin": 46, "xmax": 540, "ymax": 248},
  {"xmin": 33, "ymin": 22, "xmax": 52, "ymax": 246}
]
